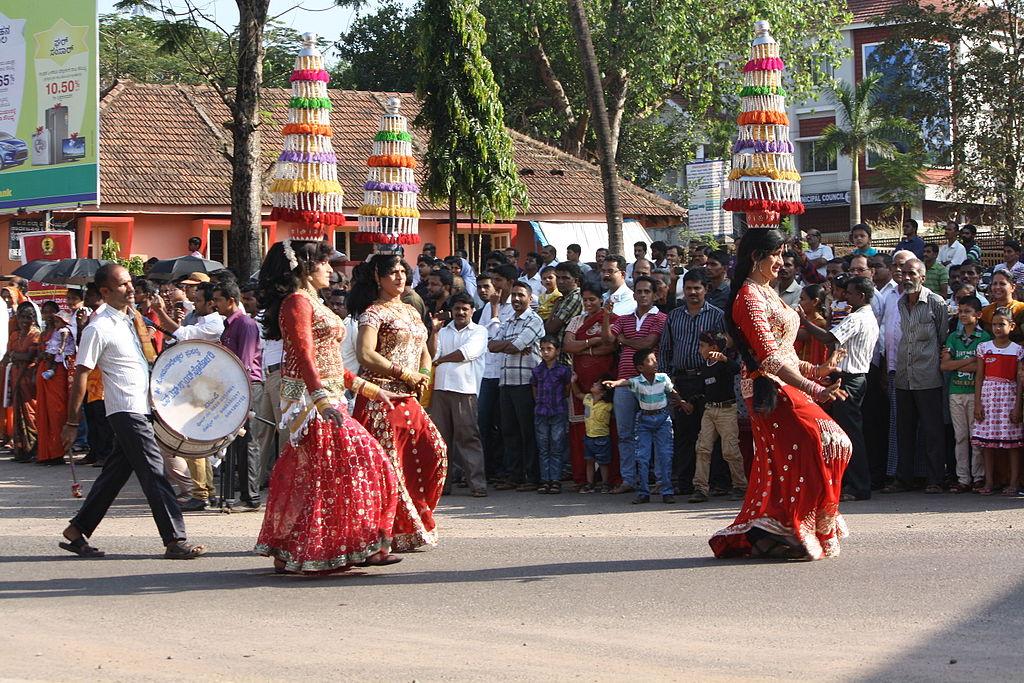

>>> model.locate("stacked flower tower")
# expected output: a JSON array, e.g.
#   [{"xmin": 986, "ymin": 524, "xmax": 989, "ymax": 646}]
[
  {"xmin": 723, "ymin": 20, "xmax": 805, "ymax": 228},
  {"xmin": 355, "ymin": 97, "xmax": 421, "ymax": 246},
  {"xmin": 269, "ymin": 32, "xmax": 345, "ymax": 241}
]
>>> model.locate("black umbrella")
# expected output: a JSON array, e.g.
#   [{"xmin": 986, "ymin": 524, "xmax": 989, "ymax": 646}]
[
  {"xmin": 146, "ymin": 255, "xmax": 226, "ymax": 281},
  {"xmin": 11, "ymin": 259, "xmax": 59, "ymax": 281},
  {"xmin": 34, "ymin": 258, "xmax": 113, "ymax": 286}
]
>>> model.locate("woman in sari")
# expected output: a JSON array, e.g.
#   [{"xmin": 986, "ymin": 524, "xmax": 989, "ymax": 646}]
[
  {"xmin": 3, "ymin": 302, "xmax": 40, "ymax": 462},
  {"xmin": 349, "ymin": 254, "xmax": 447, "ymax": 552},
  {"xmin": 710, "ymin": 229, "xmax": 850, "ymax": 561},
  {"xmin": 35, "ymin": 301, "xmax": 73, "ymax": 465},
  {"xmin": 0, "ymin": 286, "xmax": 26, "ymax": 448},
  {"xmin": 255, "ymin": 240, "xmax": 403, "ymax": 574},
  {"xmin": 563, "ymin": 282, "xmax": 619, "ymax": 491}
]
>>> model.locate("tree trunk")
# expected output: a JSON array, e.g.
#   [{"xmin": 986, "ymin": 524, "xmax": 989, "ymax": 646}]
[
  {"xmin": 227, "ymin": 0, "xmax": 269, "ymax": 279},
  {"xmin": 850, "ymin": 151, "xmax": 862, "ymax": 227},
  {"xmin": 565, "ymin": 0, "xmax": 623, "ymax": 256},
  {"xmin": 450, "ymin": 187, "xmax": 458, "ymax": 256}
]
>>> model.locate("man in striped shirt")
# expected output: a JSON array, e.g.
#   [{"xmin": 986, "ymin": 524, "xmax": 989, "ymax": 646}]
[
  {"xmin": 601, "ymin": 276, "xmax": 666, "ymax": 494},
  {"xmin": 659, "ymin": 270, "xmax": 725, "ymax": 494}
]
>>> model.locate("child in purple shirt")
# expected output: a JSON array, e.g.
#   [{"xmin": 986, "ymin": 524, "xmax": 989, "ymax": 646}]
[{"xmin": 531, "ymin": 336, "xmax": 573, "ymax": 493}]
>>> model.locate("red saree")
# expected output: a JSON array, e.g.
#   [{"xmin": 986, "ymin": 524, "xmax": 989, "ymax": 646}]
[
  {"xmin": 353, "ymin": 300, "xmax": 447, "ymax": 552},
  {"xmin": 710, "ymin": 282, "xmax": 851, "ymax": 560},
  {"xmin": 7, "ymin": 327, "xmax": 39, "ymax": 462},
  {"xmin": 35, "ymin": 328, "xmax": 70, "ymax": 463},
  {"xmin": 566, "ymin": 311, "xmax": 620, "ymax": 486},
  {"xmin": 256, "ymin": 290, "xmax": 398, "ymax": 572}
]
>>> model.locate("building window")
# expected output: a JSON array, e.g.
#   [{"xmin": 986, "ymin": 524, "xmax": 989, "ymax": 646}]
[
  {"xmin": 333, "ymin": 230, "xmax": 374, "ymax": 263},
  {"xmin": 801, "ymin": 139, "xmax": 837, "ymax": 173},
  {"xmin": 208, "ymin": 226, "xmax": 227, "ymax": 265}
]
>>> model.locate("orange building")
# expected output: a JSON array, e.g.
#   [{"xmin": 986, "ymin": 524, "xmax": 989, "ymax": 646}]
[{"xmin": 1, "ymin": 81, "xmax": 684, "ymax": 273}]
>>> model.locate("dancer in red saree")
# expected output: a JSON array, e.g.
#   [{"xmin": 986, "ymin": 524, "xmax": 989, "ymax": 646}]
[
  {"xmin": 350, "ymin": 254, "xmax": 447, "ymax": 552},
  {"xmin": 255, "ymin": 241, "xmax": 402, "ymax": 573},
  {"xmin": 710, "ymin": 229, "xmax": 852, "ymax": 560}
]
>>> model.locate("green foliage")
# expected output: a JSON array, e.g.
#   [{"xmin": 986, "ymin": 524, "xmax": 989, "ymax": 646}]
[
  {"xmin": 878, "ymin": 0, "xmax": 1024, "ymax": 229},
  {"xmin": 875, "ymin": 150, "xmax": 928, "ymax": 221},
  {"xmin": 414, "ymin": 0, "xmax": 528, "ymax": 222},
  {"xmin": 100, "ymin": 238, "xmax": 145, "ymax": 275},
  {"xmin": 332, "ymin": 1, "xmax": 422, "ymax": 92}
]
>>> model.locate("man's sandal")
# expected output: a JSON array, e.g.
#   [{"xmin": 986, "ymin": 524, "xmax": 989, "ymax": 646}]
[
  {"xmin": 58, "ymin": 537, "xmax": 105, "ymax": 558},
  {"xmin": 164, "ymin": 541, "xmax": 208, "ymax": 559}
]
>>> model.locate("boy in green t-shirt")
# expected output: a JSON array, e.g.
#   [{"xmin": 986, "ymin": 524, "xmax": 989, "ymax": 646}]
[{"xmin": 940, "ymin": 295, "xmax": 991, "ymax": 492}]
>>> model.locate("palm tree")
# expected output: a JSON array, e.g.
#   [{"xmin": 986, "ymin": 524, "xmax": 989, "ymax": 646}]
[{"xmin": 819, "ymin": 73, "xmax": 916, "ymax": 226}]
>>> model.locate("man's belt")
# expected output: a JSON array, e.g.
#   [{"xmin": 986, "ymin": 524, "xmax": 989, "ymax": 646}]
[
  {"xmin": 705, "ymin": 399, "xmax": 736, "ymax": 408},
  {"xmin": 266, "ymin": 363, "xmax": 281, "ymax": 373},
  {"xmin": 675, "ymin": 368, "xmax": 702, "ymax": 377}
]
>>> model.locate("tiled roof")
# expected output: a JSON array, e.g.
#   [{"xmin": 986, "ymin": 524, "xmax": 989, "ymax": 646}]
[
  {"xmin": 848, "ymin": 0, "xmax": 905, "ymax": 22},
  {"xmin": 98, "ymin": 80, "xmax": 684, "ymax": 219}
]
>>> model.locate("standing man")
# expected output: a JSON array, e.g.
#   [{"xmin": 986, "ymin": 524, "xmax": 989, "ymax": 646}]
[
  {"xmin": 704, "ymin": 250, "xmax": 731, "ymax": 310},
  {"xmin": 658, "ymin": 270, "xmax": 725, "ymax": 495},
  {"xmin": 625, "ymin": 241, "xmax": 648, "ymax": 280},
  {"xmin": 803, "ymin": 229, "xmax": 834, "ymax": 278},
  {"xmin": 774, "ymin": 251, "xmax": 801, "ymax": 308},
  {"xmin": 421, "ymin": 242, "xmax": 437, "ymax": 259},
  {"xmin": 922, "ymin": 243, "xmax": 949, "ymax": 296},
  {"xmin": 540, "ymin": 244, "xmax": 559, "ymax": 268},
  {"xmin": 519, "ymin": 252, "xmax": 544, "ymax": 301},
  {"xmin": 212, "ymin": 281, "xmax": 263, "ymax": 512},
  {"xmin": 960, "ymin": 224, "xmax": 982, "ymax": 263},
  {"xmin": 894, "ymin": 219, "xmax": 926, "ymax": 258},
  {"xmin": 994, "ymin": 239, "xmax": 1024, "ymax": 285},
  {"xmin": 565, "ymin": 243, "xmax": 592, "ymax": 275},
  {"xmin": 476, "ymin": 270, "xmax": 514, "ymax": 484},
  {"xmin": 546, "ymin": 262, "xmax": 583, "ymax": 346},
  {"xmin": 430, "ymin": 293, "xmax": 489, "ymax": 497},
  {"xmin": 887, "ymin": 259, "xmax": 948, "ymax": 494},
  {"xmin": 58, "ymin": 264, "xmax": 206, "ymax": 559},
  {"xmin": 601, "ymin": 255, "xmax": 636, "ymax": 316},
  {"xmin": 601, "ymin": 276, "xmax": 666, "ymax": 494},
  {"xmin": 799, "ymin": 276, "xmax": 879, "ymax": 500},
  {"xmin": 490, "ymin": 281, "xmax": 545, "ymax": 491},
  {"xmin": 650, "ymin": 241, "xmax": 669, "ymax": 270},
  {"xmin": 939, "ymin": 221, "xmax": 967, "ymax": 268}
]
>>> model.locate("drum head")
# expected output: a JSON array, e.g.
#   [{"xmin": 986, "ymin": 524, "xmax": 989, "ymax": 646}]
[{"xmin": 150, "ymin": 339, "xmax": 252, "ymax": 442}]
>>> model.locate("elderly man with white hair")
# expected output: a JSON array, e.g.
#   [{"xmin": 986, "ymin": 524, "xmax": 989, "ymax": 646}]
[{"xmin": 879, "ymin": 249, "xmax": 915, "ymax": 483}]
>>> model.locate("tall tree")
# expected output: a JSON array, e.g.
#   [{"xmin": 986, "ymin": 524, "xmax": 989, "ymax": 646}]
[
  {"xmin": 414, "ymin": 0, "xmax": 528, "ymax": 252},
  {"xmin": 879, "ymin": 0, "xmax": 1024, "ymax": 230},
  {"xmin": 115, "ymin": 0, "xmax": 274, "ymax": 277},
  {"xmin": 565, "ymin": 0, "xmax": 622, "ymax": 254},
  {"xmin": 818, "ymin": 74, "xmax": 916, "ymax": 226},
  {"xmin": 332, "ymin": 1, "xmax": 421, "ymax": 91},
  {"xmin": 875, "ymin": 150, "xmax": 929, "ymax": 227}
]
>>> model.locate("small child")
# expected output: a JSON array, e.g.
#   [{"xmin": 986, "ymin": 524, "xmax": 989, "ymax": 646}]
[
  {"xmin": 689, "ymin": 332, "xmax": 748, "ymax": 503},
  {"xmin": 531, "ymin": 336, "xmax": 573, "ymax": 494},
  {"xmin": 796, "ymin": 284, "xmax": 829, "ymax": 366},
  {"xmin": 972, "ymin": 307, "xmax": 1023, "ymax": 496},
  {"xmin": 570, "ymin": 373, "xmax": 613, "ymax": 493},
  {"xmin": 829, "ymin": 273, "xmax": 850, "ymax": 328},
  {"xmin": 604, "ymin": 348, "xmax": 680, "ymax": 504},
  {"xmin": 941, "ymin": 295, "xmax": 991, "ymax": 492},
  {"xmin": 40, "ymin": 306, "xmax": 74, "ymax": 380},
  {"xmin": 536, "ymin": 266, "xmax": 563, "ymax": 320}
]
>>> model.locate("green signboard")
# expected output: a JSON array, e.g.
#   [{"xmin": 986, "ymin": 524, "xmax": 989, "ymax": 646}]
[{"xmin": 0, "ymin": 1, "xmax": 99, "ymax": 212}]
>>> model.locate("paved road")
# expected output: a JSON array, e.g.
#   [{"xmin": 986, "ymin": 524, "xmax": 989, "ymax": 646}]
[{"xmin": 1, "ymin": 460, "xmax": 1022, "ymax": 681}]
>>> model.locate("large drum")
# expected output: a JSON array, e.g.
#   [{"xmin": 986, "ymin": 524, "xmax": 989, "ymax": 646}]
[{"xmin": 150, "ymin": 340, "xmax": 252, "ymax": 459}]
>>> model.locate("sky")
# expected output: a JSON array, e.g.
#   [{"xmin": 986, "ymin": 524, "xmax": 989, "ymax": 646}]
[{"xmin": 97, "ymin": 0, "xmax": 405, "ymax": 58}]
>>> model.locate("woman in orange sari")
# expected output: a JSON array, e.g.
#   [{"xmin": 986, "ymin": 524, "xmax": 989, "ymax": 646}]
[
  {"xmin": 35, "ymin": 301, "xmax": 73, "ymax": 465},
  {"xmin": 3, "ymin": 302, "xmax": 40, "ymax": 462},
  {"xmin": 0, "ymin": 286, "xmax": 26, "ymax": 448}
]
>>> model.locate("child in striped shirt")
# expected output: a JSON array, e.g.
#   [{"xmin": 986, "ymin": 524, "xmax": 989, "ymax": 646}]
[{"xmin": 604, "ymin": 348, "xmax": 681, "ymax": 504}]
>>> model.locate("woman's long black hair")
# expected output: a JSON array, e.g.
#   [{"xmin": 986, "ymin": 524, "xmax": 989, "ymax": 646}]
[
  {"xmin": 347, "ymin": 253, "xmax": 402, "ymax": 318},
  {"xmin": 258, "ymin": 240, "xmax": 333, "ymax": 340},
  {"xmin": 725, "ymin": 228, "xmax": 786, "ymax": 414}
]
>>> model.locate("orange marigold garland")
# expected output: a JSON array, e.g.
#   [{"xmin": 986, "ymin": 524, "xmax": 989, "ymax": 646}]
[{"xmin": 723, "ymin": 20, "xmax": 804, "ymax": 228}]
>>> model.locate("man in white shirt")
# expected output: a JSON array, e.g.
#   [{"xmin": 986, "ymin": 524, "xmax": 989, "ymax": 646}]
[
  {"xmin": 803, "ymin": 229, "xmax": 834, "ymax": 278},
  {"xmin": 601, "ymin": 254, "xmax": 637, "ymax": 316},
  {"xmin": 429, "ymin": 293, "xmax": 489, "ymax": 497},
  {"xmin": 938, "ymin": 221, "xmax": 967, "ymax": 268},
  {"xmin": 519, "ymin": 252, "xmax": 544, "ymax": 302},
  {"xmin": 624, "ymin": 241, "xmax": 648, "ymax": 280},
  {"xmin": 477, "ymin": 267, "xmax": 516, "ymax": 482},
  {"xmin": 59, "ymin": 264, "xmax": 206, "ymax": 560}
]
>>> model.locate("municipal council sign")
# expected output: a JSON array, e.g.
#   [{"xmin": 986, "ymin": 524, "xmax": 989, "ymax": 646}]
[{"xmin": 801, "ymin": 191, "xmax": 850, "ymax": 207}]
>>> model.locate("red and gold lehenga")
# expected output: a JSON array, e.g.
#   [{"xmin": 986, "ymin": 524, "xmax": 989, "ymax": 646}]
[
  {"xmin": 709, "ymin": 281, "xmax": 852, "ymax": 560},
  {"xmin": 255, "ymin": 289, "xmax": 398, "ymax": 572},
  {"xmin": 352, "ymin": 300, "xmax": 447, "ymax": 552}
]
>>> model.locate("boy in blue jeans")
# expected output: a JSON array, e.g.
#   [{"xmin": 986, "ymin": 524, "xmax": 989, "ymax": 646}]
[
  {"xmin": 531, "ymin": 337, "xmax": 573, "ymax": 493},
  {"xmin": 604, "ymin": 348, "xmax": 680, "ymax": 504}
]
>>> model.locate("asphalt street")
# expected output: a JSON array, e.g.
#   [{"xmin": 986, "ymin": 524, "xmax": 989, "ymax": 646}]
[{"xmin": 1, "ymin": 460, "xmax": 1022, "ymax": 682}]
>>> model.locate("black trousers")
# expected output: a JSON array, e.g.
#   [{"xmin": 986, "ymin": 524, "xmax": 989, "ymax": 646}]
[
  {"xmin": 829, "ymin": 372, "xmax": 870, "ymax": 499},
  {"xmin": 71, "ymin": 412, "xmax": 186, "ymax": 546},
  {"xmin": 671, "ymin": 375, "xmax": 703, "ymax": 491},
  {"xmin": 862, "ymin": 363, "xmax": 889, "ymax": 487},
  {"xmin": 84, "ymin": 399, "xmax": 114, "ymax": 463},
  {"xmin": 499, "ymin": 384, "xmax": 538, "ymax": 484},
  {"xmin": 896, "ymin": 387, "xmax": 946, "ymax": 487},
  {"xmin": 477, "ymin": 377, "xmax": 503, "ymax": 480}
]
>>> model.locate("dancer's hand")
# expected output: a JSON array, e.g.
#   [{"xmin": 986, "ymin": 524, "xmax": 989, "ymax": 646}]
[
  {"xmin": 815, "ymin": 349, "xmax": 847, "ymax": 377},
  {"xmin": 322, "ymin": 406, "xmax": 345, "ymax": 427},
  {"xmin": 820, "ymin": 378, "xmax": 847, "ymax": 402},
  {"xmin": 377, "ymin": 389, "xmax": 410, "ymax": 411}
]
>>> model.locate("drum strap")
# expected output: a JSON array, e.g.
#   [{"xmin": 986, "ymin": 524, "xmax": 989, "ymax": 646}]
[{"xmin": 130, "ymin": 309, "xmax": 158, "ymax": 364}]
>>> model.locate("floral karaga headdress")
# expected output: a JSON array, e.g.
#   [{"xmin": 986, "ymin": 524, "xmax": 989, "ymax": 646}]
[
  {"xmin": 269, "ymin": 32, "xmax": 346, "ymax": 241},
  {"xmin": 355, "ymin": 97, "xmax": 421, "ymax": 246},
  {"xmin": 723, "ymin": 20, "xmax": 805, "ymax": 228}
]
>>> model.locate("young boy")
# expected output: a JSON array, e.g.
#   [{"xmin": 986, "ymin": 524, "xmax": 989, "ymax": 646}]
[
  {"xmin": 689, "ymin": 332, "xmax": 748, "ymax": 503},
  {"xmin": 531, "ymin": 336, "xmax": 573, "ymax": 493},
  {"xmin": 536, "ymin": 266, "xmax": 563, "ymax": 320},
  {"xmin": 941, "ymin": 295, "xmax": 991, "ymax": 492},
  {"xmin": 604, "ymin": 348, "xmax": 680, "ymax": 504}
]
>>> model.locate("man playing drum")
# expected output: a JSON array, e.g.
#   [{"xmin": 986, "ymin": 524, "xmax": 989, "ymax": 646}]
[{"xmin": 58, "ymin": 264, "xmax": 208, "ymax": 559}]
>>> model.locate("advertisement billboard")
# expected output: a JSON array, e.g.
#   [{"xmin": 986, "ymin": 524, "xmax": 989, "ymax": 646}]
[
  {"xmin": 0, "ymin": 1, "xmax": 99, "ymax": 213},
  {"xmin": 685, "ymin": 159, "xmax": 731, "ymax": 236}
]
